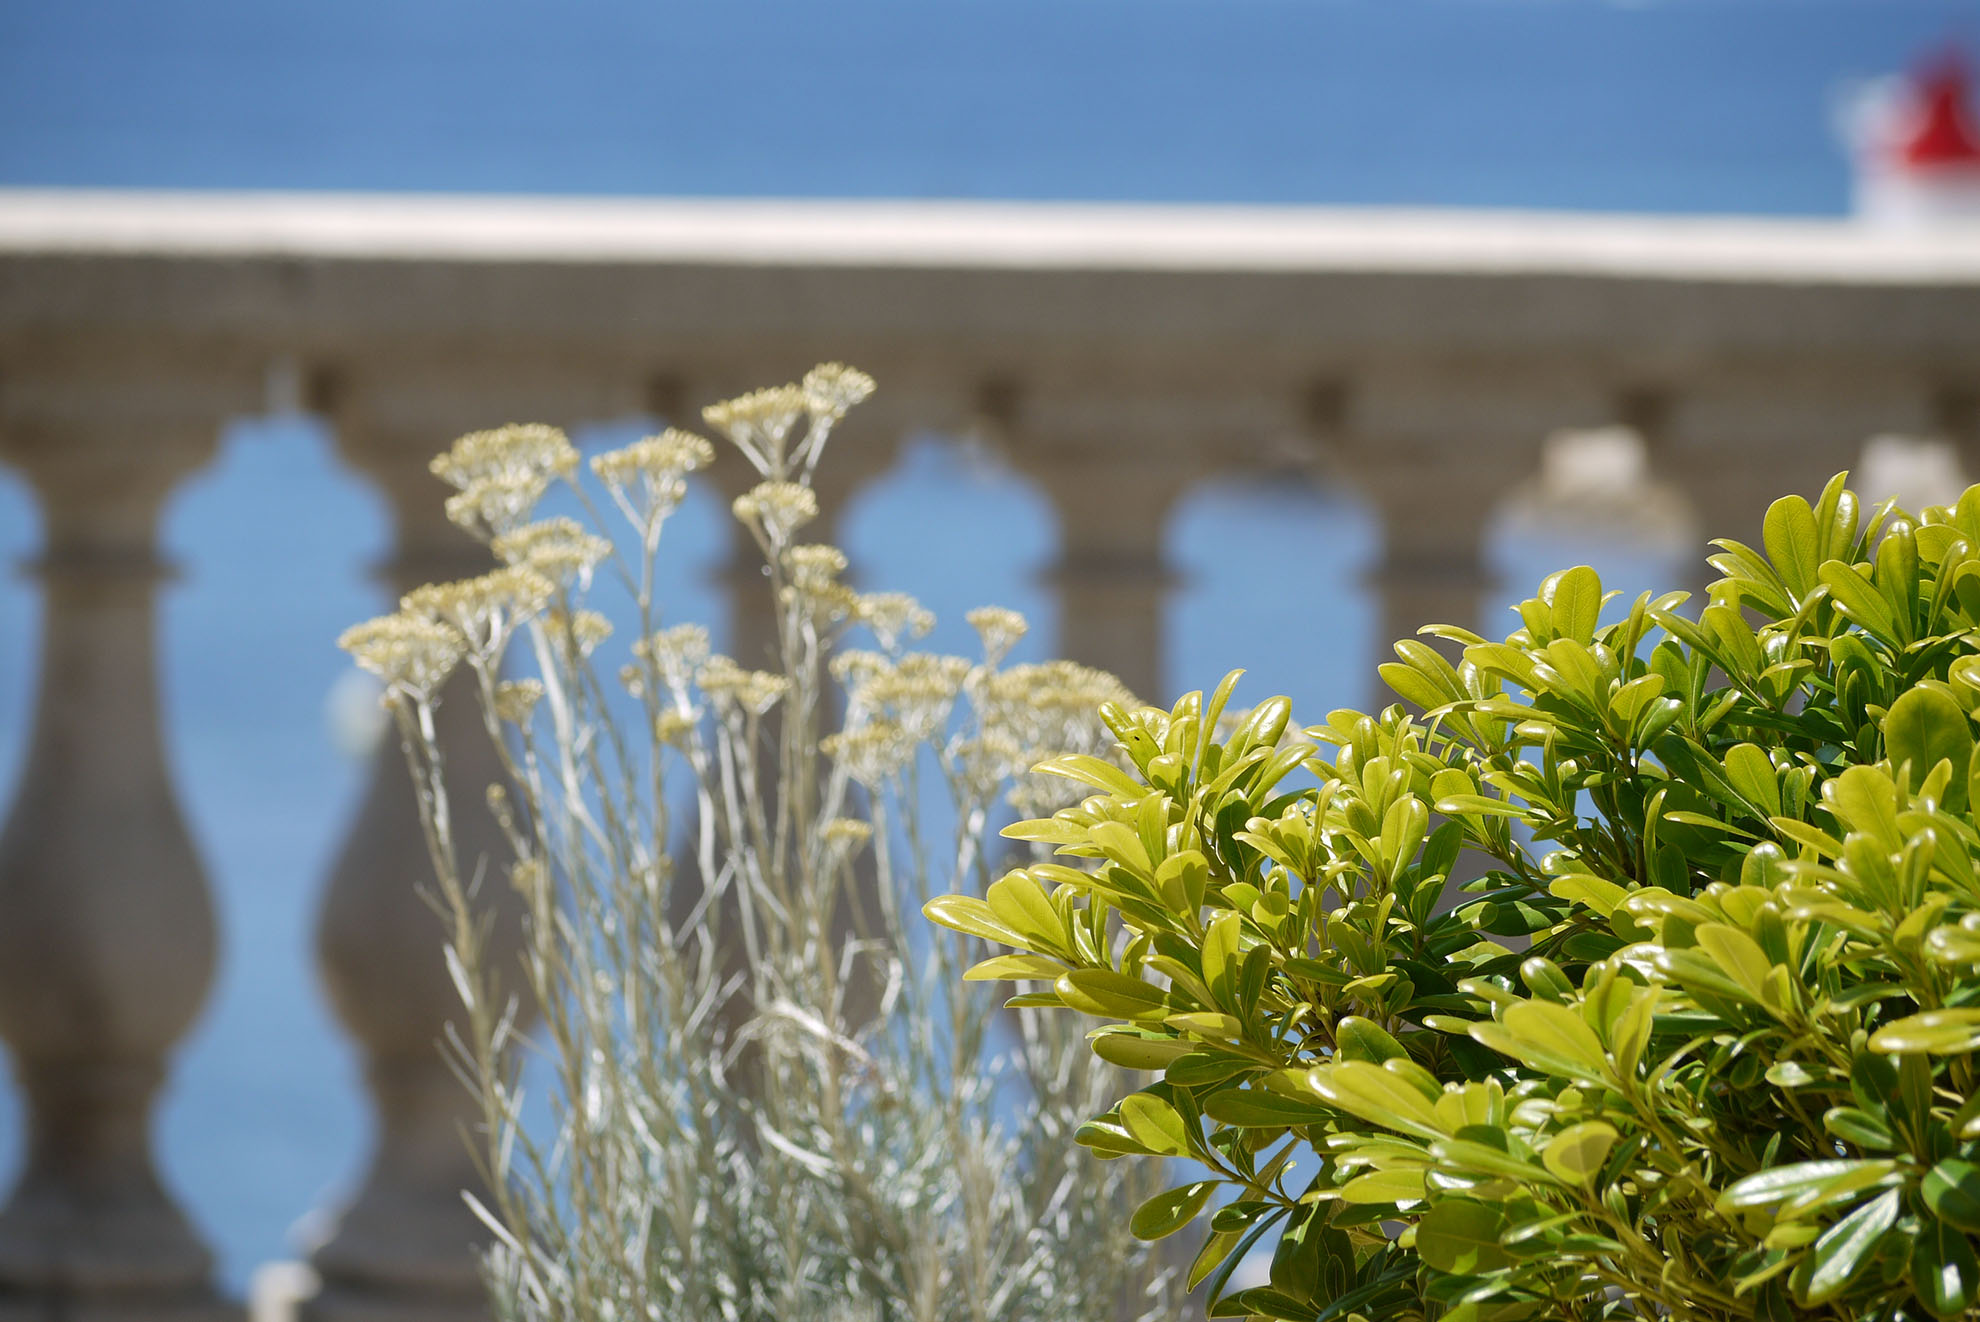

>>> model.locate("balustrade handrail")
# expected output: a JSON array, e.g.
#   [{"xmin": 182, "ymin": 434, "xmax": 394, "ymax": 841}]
[{"xmin": 3, "ymin": 188, "xmax": 1980, "ymax": 281}]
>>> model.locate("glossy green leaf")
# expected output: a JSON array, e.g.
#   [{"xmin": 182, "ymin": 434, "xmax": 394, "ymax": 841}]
[
  {"xmin": 1089, "ymin": 1031, "xmax": 1193, "ymax": 1070},
  {"xmin": 1546, "ymin": 566, "xmax": 1603, "ymax": 645},
  {"xmin": 1764, "ymin": 494, "xmax": 1821, "ymax": 598},
  {"xmin": 1202, "ymin": 1089, "xmax": 1334, "ymax": 1128},
  {"xmin": 921, "ymin": 895, "xmax": 1025, "ymax": 947},
  {"xmin": 1119, "ymin": 1093, "xmax": 1192, "ymax": 1158},
  {"xmin": 1820, "ymin": 559, "xmax": 1901, "ymax": 646},
  {"xmin": 1927, "ymin": 925, "xmax": 1980, "ymax": 965},
  {"xmin": 1470, "ymin": 999, "xmax": 1609, "ymax": 1086},
  {"xmin": 1822, "ymin": 1106, "xmax": 1896, "ymax": 1153},
  {"xmin": 1885, "ymin": 684, "xmax": 1972, "ymax": 809},
  {"xmin": 1794, "ymin": 1188, "xmax": 1898, "ymax": 1307},
  {"xmin": 1695, "ymin": 923, "xmax": 1776, "ymax": 1003},
  {"xmin": 1416, "ymin": 1200, "xmax": 1513, "ymax": 1276},
  {"xmin": 1541, "ymin": 1122, "xmax": 1619, "ymax": 1184},
  {"xmin": 1338, "ymin": 1168, "xmax": 1427, "ymax": 1205},
  {"xmin": 1722, "ymin": 744, "xmax": 1782, "ymax": 817},
  {"xmin": 984, "ymin": 875, "xmax": 1063, "ymax": 950},
  {"xmin": 1924, "ymin": 1160, "xmax": 1980, "ymax": 1233},
  {"xmin": 1719, "ymin": 1160, "xmax": 1897, "ymax": 1212},
  {"xmin": 1130, "ymin": 1180, "xmax": 1216, "ymax": 1240},
  {"xmin": 1913, "ymin": 1219, "xmax": 1980, "ymax": 1319},
  {"xmin": 962, "ymin": 953, "xmax": 1063, "ymax": 981},
  {"xmin": 1335, "ymin": 1015, "xmax": 1408, "ymax": 1064},
  {"xmin": 1548, "ymin": 873, "xmax": 1627, "ymax": 917},
  {"xmin": 1870, "ymin": 1008, "xmax": 1980, "ymax": 1055},
  {"xmin": 1306, "ymin": 1061, "xmax": 1446, "ymax": 1140},
  {"xmin": 1056, "ymin": 968, "xmax": 1168, "ymax": 1020},
  {"xmin": 1032, "ymin": 752, "xmax": 1150, "ymax": 799}
]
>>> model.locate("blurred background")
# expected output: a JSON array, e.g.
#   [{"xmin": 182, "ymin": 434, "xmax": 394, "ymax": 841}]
[{"xmin": 2, "ymin": 0, "xmax": 1979, "ymax": 1313}]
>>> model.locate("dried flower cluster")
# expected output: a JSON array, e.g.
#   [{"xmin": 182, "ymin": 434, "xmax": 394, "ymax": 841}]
[{"xmin": 339, "ymin": 366, "xmax": 1172, "ymax": 1322}]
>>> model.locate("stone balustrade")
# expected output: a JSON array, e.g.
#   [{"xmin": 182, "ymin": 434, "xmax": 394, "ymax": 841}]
[{"xmin": 0, "ymin": 189, "xmax": 1978, "ymax": 1320}]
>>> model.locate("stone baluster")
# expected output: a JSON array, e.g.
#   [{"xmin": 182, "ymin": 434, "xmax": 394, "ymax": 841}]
[
  {"xmin": 0, "ymin": 361, "xmax": 250, "ymax": 1321},
  {"xmin": 1643, "ymin": 378, "xmax": 1896, "ymax": 610},
  {"xmin": 1332, "ymin": 373, "xmax": 1574, "ymax": 711},
  {"xmin": 306, "ymin": 366, "xmax": 632, "ymax": 1322},
  {"xmin": 1361, "ymin": 474, "xmax": 1498, "ymax": 685},
  {"xmin": 1922, "ymin": 384, "xmax": 1980, "ymax": 549},
  {"xmin": 1934, "ymin": 385, "xmax": 1980, "ymax": 500},
  {"xmin": 1337, "ymin": 469, "xmax": 1515, "ymax": 712},
  {"xmin": 1012, "ymin": 451, "xmax": 1196, "ymax": 706}
]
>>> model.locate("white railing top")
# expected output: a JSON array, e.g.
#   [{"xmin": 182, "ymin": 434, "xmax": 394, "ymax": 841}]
[{"xmin": 4, "ymin": 188, "xmax": 1980, "ymax": 284}]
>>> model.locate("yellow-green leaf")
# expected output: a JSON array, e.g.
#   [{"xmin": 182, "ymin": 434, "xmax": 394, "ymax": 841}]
[
  {"xmin": 1119, "ymin": 1093, "xmax": 1193, "ymax": 1158},
  {"xmin": 1722, "ymin": 744, "xmax": 1782, "ymax": 817},
  {"xmin": 1885, "ymin": 684, "xmax": 1973, "ymax": 810},
  {"xmin": 1031, "ymin": 752, "xmax": 1147, "ymax": 799},
  {"xmin": 1130, "ymin": 1180, "xmax": 1215, "ymax": 1240},
  {"xmin": 922, "ymin": 895, "xmax": 1026, "ymax": 947},
  {"xmin": 1695, "ymin": 923, "xmax": 1776, "ymax": 1003},
  {"xmin": 1338, "ymin": 1168, "xmax": 1427, "ymax": 1205},
  {"xmin": 1764, "ymin": 494, "xmax": 1820, "ymax": 597},
  {"xmin": 1416, "ymin": 1200, "xmax": 1512, "ymax": 1276},
  {"xmin": 1870, "ymin": 1008, "xmax": 1980, "ymax": 1055},
  {"xmin": 1473, "ymin": 1000, "xmax": 1611, "ymax": 1086},
  {"xmin": 1057, "ymin": 968, "xmax": 1168, "ymax": 1020},
  {"xmin": 1549, "ymin": 873, "xmax": 1628, "ymax": 917},
  {"xmin": 1307, "ymin": 1060, "xmax": 1446, "ymax": 1140},
  {"xmin": 1542, "ymin": 1122, "xmax": 1619, "ymax": 1184},
  {"xmin": 1089, "ymin": 1032, "xmax": 1192, "ymax": 1071},
  {"xmin": 985, "ymin": 874, "xmax": 1064, "ymax": 950},
  {"xmin": 1546, "ymin": 565, "xmax": 1604, "ymax": 645},
  {"xmin": 963, "ymin": 953, "xmax": 1064, "ymax": 981}
]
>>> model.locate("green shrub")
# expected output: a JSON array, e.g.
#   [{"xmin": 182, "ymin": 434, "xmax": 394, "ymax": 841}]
[{"xmin": 929, "ymin": 473, "xmax": 1980, "ymax": 1322}]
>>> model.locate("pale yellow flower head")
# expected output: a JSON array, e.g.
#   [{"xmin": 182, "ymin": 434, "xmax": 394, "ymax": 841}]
[
  {"xmin": 590, "ymin": 428, "xmax": 714, "ymax": 488},
  {"xmin": 855, "ymin": 592, "xmax": 935, "ymax": 653},
  {"xmin": 785, "ymin": 543, "xmax": 849, "ymax": 591},
  {"xmin": 508, "ymin": 855, "xmax": 550, "ymax": 901},
  {"xmin": 430, "ymin": 424, "xmax": 578, "ymax": 537},
  {"xmin": 698, "ymin": 654, "xmax": 789, "ymax": 717},
  {"xmin": 852, "ymin": 652, "xmax": 970, "ymax": 741},
  {"xmin": 820, "ymin": 721, "xmax": 913, "ymax": 789},
  {"xmin": 431, "ymin": 423, "xmax": 579, "ymax": 489},
  {"xmin": 443, "ymin": 473, "xmax": 553, "ymax": 539},
  {"xmin": 493, "ymin": 678, "xmax": 545, "ymax": 725},
  {"xmin": 492, "ymin": 518, "xmax": 611, "ymax": 588},
  {"xmin": 829, "ymin": 649, "xmax": 893, "ymax": 690},
  {"xmin": 732, "ymin": 481, "xmax": 819, "ymax": 546},
  {"xmin": 401, "ymin": 566, "xmax": 555, "ymax": 657},
  {"xmin": 781, "ymin": 543, "xmax": 857, "ymax": 622},
  {"xmin": 704, "ymin": 385, "xmax": 809, "ymax": 476},
  {"xmin": 338, "ymin": 612, "xmax": 466, "ymax": 701},
  {"xmin": 542, "ymin": 609, "xmax": 613, "ymax": 664},
  {"xmin": 820, "ymin": 816, "xmax": 874, "ymax": 862},
  {"xmin": 956, "ymin": 731, "xmax": 1026, "ymax": 799},
  {"xmin": 802, "ymin": 363, "xmax": 876, "ymax": 423},
  {"xmin": 591, "ymin": 429, "xmax": 715, "ymax": 531},
  {"xmin": 821, "ymin": 817, "xmax": 874, "ymax": 847},
  {"xmin": 977, "ymin": 659, "xmax": 1137, "ymax": 817},
  {"xmin": 653, "ymin": 708, "xmax": 698, "ymax": 748},
  {"xmin": 965, "ymin": 606, "xmax": 1028, "ymax": 666},
  {"xmin": 632, "ymin": 623, "xmax": 712, "ymax": 693}
]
